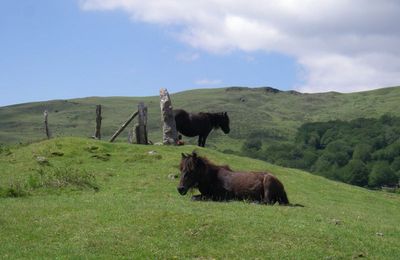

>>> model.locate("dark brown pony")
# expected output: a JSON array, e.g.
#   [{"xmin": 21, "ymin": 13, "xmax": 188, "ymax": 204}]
[
  {"xmin": 177, "ymin": 152, "xmax": 289, "ymax": 205},
  {"xmin": 174, "ymin": 109, "xmax": 230, "ymax": 147}
]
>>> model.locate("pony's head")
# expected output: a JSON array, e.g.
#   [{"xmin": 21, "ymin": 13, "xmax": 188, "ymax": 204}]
[
  {"xmin": 177, "ymin": 151, "xmax": 206, "ymax": 195},
  {"xmin": 218, "ymin": 112, "xmax": 230, "ymax": 134}
]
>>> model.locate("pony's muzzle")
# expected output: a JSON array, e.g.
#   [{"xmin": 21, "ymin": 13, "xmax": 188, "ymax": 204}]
[
  {"xmin": 223, "ymin": 127, "xmax": 230, "ymax": 134},
  {"xmin": 177, "ymin": 186, "xmax": 187, "ymax": 195}
]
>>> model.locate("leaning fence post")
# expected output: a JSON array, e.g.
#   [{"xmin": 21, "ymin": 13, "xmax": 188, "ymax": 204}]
[
  {"xmin": 44, "ymin": 110, "xmax": 51, "ymax": 139},
  {"xmin": 160, "ymin": 88, "xmax": 178, "ymax": 145},
  {"xmin": 109, "ymin": 110, "xmax": 139, "ymax": 142},
  {"xmin": 136, "ymin": 102, "xmax": 148, "ymax": 144},
  {"xmin": 93, "ymin": 105, "xmax": 102, "ymax": 139}
]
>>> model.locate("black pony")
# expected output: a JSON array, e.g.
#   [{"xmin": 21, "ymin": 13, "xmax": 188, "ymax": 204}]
[
  {"xmin": 174, "ymin": 109, "xmax": 230, "ymax": 147},
  {"xmin": 177, "ymin": 152, "xmax": 290, "ymax": 205}
]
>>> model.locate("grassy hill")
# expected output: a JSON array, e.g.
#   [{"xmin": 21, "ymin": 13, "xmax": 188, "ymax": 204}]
[
  {"xmin": 1, "ymin": 86, "xmax": 400, "ymax": 152},
  {"xmin": 1, "ymin": 137, "xmax": 399, "ymax": 258}
]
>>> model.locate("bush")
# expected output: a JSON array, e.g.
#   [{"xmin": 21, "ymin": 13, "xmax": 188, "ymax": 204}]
[
  {"xmin": 391, "ymin": 157, "xmax": 400, "ymax": 172},
  {"xmin": 30, "ymin": 167, "xmax": 99, "ymax": 191},
  {"xmin": 368, "ymin": 161, "xmax": 398, "ymax": 188},
  {"xmin": 242, "ymin": 139, "xmax": 262, "ymax": 151},
  {"xmin": 352, "ymin": 144, "xmax": 372, "ymax": 162},
  {"xmin": 241, "ymin": 138, "xmax": 263, "ymax": 158},
  {"xmin": 0, "ymin": 181, "xmax": 29, "ymax": 198},
  {"xmin": 242, "ymin": 114, "xmax": 400, "ymax": 190},
  {"xmin": 343, "ymin": 160, "xmax": 369, "ymax": 187}
]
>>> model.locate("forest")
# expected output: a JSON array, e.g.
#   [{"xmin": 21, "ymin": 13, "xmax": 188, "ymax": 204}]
[{"xmin": 242, "ymin": 114, "xmax": 400, "ymax": 189}]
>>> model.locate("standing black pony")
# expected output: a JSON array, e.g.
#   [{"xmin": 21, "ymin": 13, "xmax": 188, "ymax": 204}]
[{"xmin": 174, "ymin": 109, "xmax": 230, "ymax": 147}]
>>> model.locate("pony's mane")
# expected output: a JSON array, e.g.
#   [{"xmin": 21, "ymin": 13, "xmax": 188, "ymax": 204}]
[
  {"xmin": 198, "ymin": 156, "xmax": 218, "ymax": 169},
  {"xmin": 188, "ymin": 155, "xmax": 232, "ymax": 172}
]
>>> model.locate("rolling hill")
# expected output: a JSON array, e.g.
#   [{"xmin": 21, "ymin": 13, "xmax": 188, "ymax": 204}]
[
  {"xmin": 1, "ymin": 86, "xmax": 400, "ymax": 153},
  {"xmin": 1, "ymin": 137, "xmax": 399, "ymax": 258}
]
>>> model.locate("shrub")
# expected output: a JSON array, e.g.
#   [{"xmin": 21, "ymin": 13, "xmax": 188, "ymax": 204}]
[
  {"xmin": 391, "ymin": 157, "xmax": 400, "ymax": 172},
  {"xmin": 368, "ymin": 161, "xmax": 398, "ymax": 188},
  {"xmin": 242, "ymin": 139, "xmax": 262, "ymax": 152},
  {"xmin": 352, "ymin": 144, "xmax": 372, "ymax": 162},
  {"xmin": 343, "ymin": 160, "xmax": 369, "ymax": 187},
  {"xmin": 29, "ymin": 167, "xmax": 99, "ymax": 191},
  {"xmin": 0, "ymin": 181, "xmax": 29, "ymax": 198}
]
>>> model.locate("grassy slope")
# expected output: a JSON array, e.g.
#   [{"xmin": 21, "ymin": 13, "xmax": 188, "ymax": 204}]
[
  {"xmin": 1, "ymin": 86, "xmax": 400, "ymax": 151},
  {"xmin": 0, "ymin": 137, "xmax": 399, "ymax": 259}
]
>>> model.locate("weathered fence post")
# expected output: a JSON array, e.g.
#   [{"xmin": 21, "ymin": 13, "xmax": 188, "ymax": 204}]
[
  {"xmin": 128, "ymin": 128, "xmax": 134, "ymax": 144},
  {"xmin": 109, "ymin": 110, "xmax": 139, "ymax": 142},
  {"xmin": 136, "ymin": 102, "xmax": 148, "ymax": 144},
  {"xmin": 93, "ymin": 105, "xmax": 102, "ymax": 139},
  {"xmin": 44, "ymin": 110, "xmax": 51, "ymax": 139},
  {"xmin": 160, "ymin": 88, "xmax": 178, "ymax": 145}
]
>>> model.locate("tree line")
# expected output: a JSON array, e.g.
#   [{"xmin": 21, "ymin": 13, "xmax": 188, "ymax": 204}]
[{"xmin": 242, "ymin": 114, "xmax": 400, "ymax": 189}]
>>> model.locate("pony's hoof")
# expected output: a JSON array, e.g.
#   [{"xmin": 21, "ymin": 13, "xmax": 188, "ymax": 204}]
[{"xmin": 191, "ymin": 195, "xmax": 203, "ymax": 201}]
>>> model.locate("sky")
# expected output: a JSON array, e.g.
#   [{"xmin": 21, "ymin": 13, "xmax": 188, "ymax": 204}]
[{"xmin": 1, "ymin": 0, "xmax": 400, "ymax": 106}]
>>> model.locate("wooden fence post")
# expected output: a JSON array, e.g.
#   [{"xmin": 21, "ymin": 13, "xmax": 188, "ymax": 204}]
[
  {"xmin": 93, "ymin": 105, "xmax": 102, "ymax": 139},
  {"xmin": 44, "ymin": 110, "xmax": 51, "ymax": 139},
  {"xmin": 128, "ymin": 128, "xmax": 134, "ymax": 144},
  {"xmin": 160, "ymin": 88, "xmax": 178, "ymax": 145},
  {"xmin": 136, "ymin": 102, "xmax": 148, "ymax": 144},
  {"xmin": 109, "ymin": 110, "xmax": 139, "ymax": 142}
]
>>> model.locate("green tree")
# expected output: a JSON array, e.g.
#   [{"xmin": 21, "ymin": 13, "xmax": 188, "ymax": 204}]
[
  {"xmin": 312, "ymin": 156, "xmax": 336, "ymax": 178},
  {"xmin": 343, "ymin": 159, "xmax": 369, "ymax": 187},
  {"xmin": 391, "ymin": 156, "xmax": 400, "ymax": 172},
  {"xmin": 307, "ymin": 132, "xmax": 321, "ymax": 149},
  {"xmin": 242, "ymin": 138, "xmax": 262, "ymax": 151},
  {"xmin": 302, "ymin": 149, "xmax": 318, "ymax": 169},
  {"xmin": 324, "ymin": 141, "xmax": 353, "ymax": 167},
  {"xmin": 241, "ymin": 138, "xmax": 262, "ymax": 158},
  {"xmin": 352, "ymin": 144, "xmax": 372, "ymax": 162},
  {"xmin": 320, "ymin": 128, "xmax": 338, "ymax": 148},
  {"xmin": 368, "ymin": 161, "xmax": 398, "ymax": 187}
]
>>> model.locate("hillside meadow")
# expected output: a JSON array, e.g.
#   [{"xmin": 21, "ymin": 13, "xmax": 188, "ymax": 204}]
[
  {"xmin": 1, "ymin": 137, "xmax": 399, "ymax": 259},
  {"xmin": 1, "ymin": 86, "xmax": 400, "ymax": 152}
]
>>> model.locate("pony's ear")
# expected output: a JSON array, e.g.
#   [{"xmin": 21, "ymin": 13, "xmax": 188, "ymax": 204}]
[
  {"xmin": 192, "ymin": 151, "xmax": 198, "ymax": 158},
  {"xmin": 224, "ymin": 112, "xmax": 227, "ymax": 116},
  {"xmin": 181, "ymin": 153, "xmax": 187, "ymax": 158}
]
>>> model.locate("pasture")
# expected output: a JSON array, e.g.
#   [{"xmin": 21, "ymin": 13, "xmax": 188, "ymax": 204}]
[
  {"xmin": 1, "ymin": 86, "xmax": 400, "ymax": 148},
  {"xmin": 1, "ymin": 137, "xmax": 399, "ymax": 259}
]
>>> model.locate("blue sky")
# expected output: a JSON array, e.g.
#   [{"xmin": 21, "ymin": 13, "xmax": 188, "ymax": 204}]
[
  {"xmin": 1, "ymin": 0, "xmax": 399, "ymax": 106},
  {"xmin": 0, "ymin": 0, "xmax": 297, "ymax": 106}
]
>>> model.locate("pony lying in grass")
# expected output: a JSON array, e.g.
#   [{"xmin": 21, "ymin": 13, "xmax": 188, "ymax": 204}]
[
  {"xmin": 174, "ymin": 109, "xmax": 230, "ymax": 147},
  {"xmin": 177, "ymin": 152, "xmax": 290, "ymax": 205}
]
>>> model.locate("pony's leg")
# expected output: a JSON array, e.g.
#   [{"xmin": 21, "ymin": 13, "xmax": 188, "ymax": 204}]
[
  {"xmin": 201, "ymin": 136, "xmax": 206, "ymax": 147},
  {"xmin": 197, "ymin": 135, "xmax": 207, "ymax": 147},
  {"xmin": 201, "ymin": 132, "xmax": 210, "ymax": 147},
  {"xmin": 263, "ymin": 189, "xmax": 271, "ymax": 204},
  {"xmin": 263, "ymin": 189, "xmax": 275, "ymax": 205}
]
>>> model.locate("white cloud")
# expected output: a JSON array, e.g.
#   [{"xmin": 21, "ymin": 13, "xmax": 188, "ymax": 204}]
[
  {"xmin": 195, "ymin": 79, "xmax": 222, "ymax": 86},
  {"xmin": 80, "ymin": 0, "xmax": 400, "ymax": 93}
]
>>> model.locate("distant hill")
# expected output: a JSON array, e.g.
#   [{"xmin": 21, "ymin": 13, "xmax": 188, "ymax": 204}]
[{"xmin": 1, "ymin": 86, "xmax": 400, "ymax": 152}]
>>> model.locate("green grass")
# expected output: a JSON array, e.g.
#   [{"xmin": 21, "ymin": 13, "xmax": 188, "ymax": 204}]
[
  {"xmin": 1, "ymin": 137, "xmax": 399, "ymax": 258},
  {"xmin": 1, "ymin": 86, "xmax": 400, "ymax": 153}
]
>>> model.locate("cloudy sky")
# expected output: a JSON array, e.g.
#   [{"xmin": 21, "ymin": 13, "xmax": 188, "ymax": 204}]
[{"xmin": 1, "ymin": 0, "xmax": 400, "ymax": 106}]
